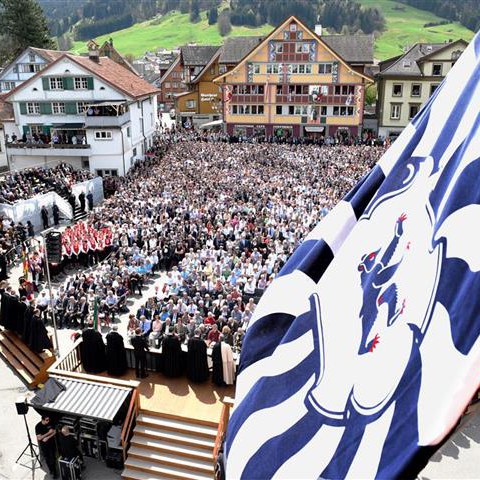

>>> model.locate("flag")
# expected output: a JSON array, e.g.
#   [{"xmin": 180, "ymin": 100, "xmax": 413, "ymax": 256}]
[
  {"xmin": 226, "ymin": 34, "xmax": 480, "ymax": 480},
  {"xmin": 21, "ymin": 245, "xmax": 29, "ymax": 279},
  {"xmin": 93, "ymin": 296, "xmax": 100, "ymax": 332}
]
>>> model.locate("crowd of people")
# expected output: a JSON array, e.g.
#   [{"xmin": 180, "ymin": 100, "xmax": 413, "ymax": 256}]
[{"xmin": 0, "ymin": 163, "xmax": 93, "ymax": 204}]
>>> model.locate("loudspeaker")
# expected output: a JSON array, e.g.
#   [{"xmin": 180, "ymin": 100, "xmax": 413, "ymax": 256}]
[
  {"xmin": 45, "ymin": 231, "xmax": 62, "ymax": 264},
  {"xmin": 15, "ymin": 399, "xmax": 29, "ymax": 415}
]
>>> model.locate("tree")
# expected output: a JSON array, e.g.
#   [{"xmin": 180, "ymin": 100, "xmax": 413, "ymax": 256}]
[
  {"xmin": 179, "ymin": 0, "xmax": 190, "ymax": 14},
  {"xmin": 0, "ymin": 0, "xmax": 56, "ymax": 63},
  {"xmin": 190, "ymin": 0, "xmax": 200, "ymax": 22},
  {"xmin": 57, "ymin": 34, "xmax": 73, "ymax": 51},
  {"xmin": 208, "ymin": 6, "xmax": 218, "ymax": 25},
  {"xmin": 218, "ymin": 9, "xmax": 232, "ymax": 36}
]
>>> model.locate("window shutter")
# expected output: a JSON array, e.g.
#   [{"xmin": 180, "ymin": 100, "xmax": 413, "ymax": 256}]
[
  {"xmin": 42, "ymin": 77, "xmax": 50, "ymax": 90},
  {"xmin": 22, "ymin": 125, "xmax": 30, "ymax": 135},
  {"xmin": 63, "ymin": 77, "xmax": 73, "ymax": 90},
  {"xmin": 40, "ymin": 103, "xmax": 52, "ymax": 114},
  {"xmin": 65, "ymin": 102, "xmax": 77, "ymax": 114},
  {"xmin": 87, "ymin": 77, "xmax": 94, "ymax": 90},
  {"xmin": 19, "ymin": 102, "xmax": 27, "ymax": 114}
]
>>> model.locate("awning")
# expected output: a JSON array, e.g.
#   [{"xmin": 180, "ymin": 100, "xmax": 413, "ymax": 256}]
[
  {"xmin": 29, "ymin": 376, "xmax": 132, "ymax": 421},
  {"xmin": 52, "ymin": 123, "xmax": 84, "ymax": 130},
  {"xmin": 85, "ymin": 101, "xmax": 126, "ymax": 107},
  {"xmin": 304, "ymin": 126, "xmax": 325, "ymax": 133},
  {"xmin": 199, "ymin": 119, "xmax": 223, "ymax": 129}
]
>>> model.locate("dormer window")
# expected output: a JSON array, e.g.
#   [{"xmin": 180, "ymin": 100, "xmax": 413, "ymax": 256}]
[
  {"xmin": 29, "ymin": 53, "xmax": 35, "ymax": 62},
  {"xmin": 432, "ymin": 64, "xmax": 442, "ymax": 76}
]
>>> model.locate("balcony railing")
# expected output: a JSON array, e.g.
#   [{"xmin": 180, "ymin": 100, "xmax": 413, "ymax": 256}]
[
  {"xmin": 85, "ymin": 110, "xmax": 131, "ymax": 128},
  {"xmin": 7, "ymin": 142, "xmax": 91, "ymax": 149}
]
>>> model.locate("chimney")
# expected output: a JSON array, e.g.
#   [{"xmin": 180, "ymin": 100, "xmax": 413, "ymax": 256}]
[
  {"xmin": 315, "ymin": 24, "xmax": 322, "ymax": 36},
  {"xmin": 89, "ymin": 47, "xmax": 100, "ymax": 63}
]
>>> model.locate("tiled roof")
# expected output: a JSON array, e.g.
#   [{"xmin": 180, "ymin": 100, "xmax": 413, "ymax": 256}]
[
  {"xmin": 321, "ymin": 34, "xmax": 374, "ymax": 64},
  {"xmin": 69, "ymin": 55, "xmax": 159, "ymax": 98},
  {"xmin": 30, "ymin": 47, "xmax": 68, "ymax": 62},
  {"xmin": 377, "ymin": 41, "xmax": 467, "ymax": 77},
  {"xmin": 219, "ymin": 36, "xmax": 264, "ymax": 64},
  {"xmin": 180, "ymin": 45, "xmax": 220, "ymax": 66},
  {"xmin": 0, "ymin": 99, "xmax": 14, "ymax": 122}
]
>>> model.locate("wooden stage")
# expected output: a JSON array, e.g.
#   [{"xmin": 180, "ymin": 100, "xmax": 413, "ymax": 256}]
[{"xmin": 110, "ymin": 368, "xmax": 235, "ymax": 424}]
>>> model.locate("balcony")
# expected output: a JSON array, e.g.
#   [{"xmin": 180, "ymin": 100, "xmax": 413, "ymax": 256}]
[
  {"xmin": 7, "ymin": 142, "xmax": 91, "ymax": 156},
  {"xmin": 85, "ymin": 110, "xmax": 131, "ymax": 128}
]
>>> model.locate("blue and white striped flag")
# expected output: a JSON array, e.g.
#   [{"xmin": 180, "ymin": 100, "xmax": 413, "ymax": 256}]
[{"xmin": 226, "ymin": 34, "xmax": 480, "ymax": 480}]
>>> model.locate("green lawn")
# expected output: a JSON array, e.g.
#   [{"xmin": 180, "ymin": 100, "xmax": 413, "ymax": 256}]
[
  {"xmin": 357, "ymin": 0, "xmax": 474, "ymax": 60},
  {"xmin": 71, "ymin": 11, "xmax": 273, "ymax": 57}
]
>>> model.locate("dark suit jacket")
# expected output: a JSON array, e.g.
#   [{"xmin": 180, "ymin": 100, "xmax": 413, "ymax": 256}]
[{"xmin": 131, "ymin": 334, "xmax": 149, "ymax": 358}]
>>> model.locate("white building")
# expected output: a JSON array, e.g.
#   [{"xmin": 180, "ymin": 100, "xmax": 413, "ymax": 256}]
[{"xmin": 3, "ymin": 50, "xmax": 159, "ymax": 176}]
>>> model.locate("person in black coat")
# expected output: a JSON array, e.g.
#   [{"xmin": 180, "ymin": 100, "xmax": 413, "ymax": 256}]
[
  {"xmin": 187, "ymin": 330, "xmax": 209, "ymax": 383},
  {"xmin": 78, "ymin": 192, "xmax": 86, "ymax": 212},
  {"xmin": 106, "ymin": 325, "xmax": 127, "ymax": 376},
  {"xmin": 67, "ymin": 192, "xmax": 76, "ymax": 213},
  {"xmin": 28, "ymin": 308, "xmax": 53, "ymax": 353},
  {"xmin": 86, "ymin": 192, "xmax": 94, "ymax": 211},
  {"xmin": 211, "ymin": 340, "xmax": 225, "ymax": 387},
  {"xmin": 27, "ymin": 221, "xmax": 35, "ymax": 238},
  {"xmin": 131, "ymin": 328, "xmax": 149, "ymax": 378},
  {"xmin": 80, "ymin": 323, "xmax": 106, "ymax": 373},
  {"xmin": 41, "ymin": 206, "xmax": 49, "ymax": 230},
  {"xmin": 52, "ymin": 203, "xmax": 60, "ymax": 226},
  {"xmin": 162, "ymin": 328, "xmax": 183, "ymax": 377}
]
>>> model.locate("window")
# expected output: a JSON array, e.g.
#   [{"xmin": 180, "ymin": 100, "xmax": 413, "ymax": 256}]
[
  {"xmin": 318, "ymin": 63, "xmax": 332, "ymax": 74},
  {"xmin": 392, "ymin": 84, "xmax": 403, "ymax": 97},
  {"xmin": 321, "ymin": 106, "xmax": 327, "ymax": 116},
  {"xmin": 390, "ymin": 103, "xmax": 401, "ymax": 120},
  {"xmin": 295, "ymin": 43, "xmax": 309, "ymax": 53},
  {"xmin": 409, "ymin": 104, "xmax": 420, "ymax": 119},
  {"xmin": 332, "ymin": 106, "xmax": 354, "ymax": 116},
  {"xmin": 219, "ymin": 65, "xmax": 227, "ymax": 74},
  {"xmin": 172, "ymin": 82, "xmax": 178, "ymax": 88},
  {"xmin": 126, "ymin": 127, "xmax": 131, "ymax": 137},
  {"xmin": 266, "ymin": 64, "xmax": 279, "ymax": 74},
  {"xmin": 186, "ymin": 100, "xmax": 196, "ymax": 109},
  {"xmin": 210, "ymin": 66, "xmax": 216, "ymax": 75},
  {"xmin": 26, "ymin": 102, "xmax": 40, "ymax": 115},
  {"xmin": 293, "ymin": 105, "xmax": 308, "ymax": 115},
  {"xmin": 291, "ymin": 64, "xmax": 312, "ymax": 74},
  {"xmin": 29, "ymin": 53, "xmax": 36, "ymax": 62},
  {"xmin": 411, "ymin": 84, "xmax": 421, "ymax": 97},
  {"xmin": 94, "ymin": 131, "xmax": 112, "ymax": 140},
  {"xmin": 77, "ymin": 102, "xmax": 89, "ymax": 114},
  {"xmin": 165, "ymin": 82, "xmax": 171, "ymax": 88},
  {"xmin": 432, "ymin": 64, "xmax": 442, "ymax": 76},
  {"xmin": 2, "ymin": 81, "xmax": 15, "ymax": 91},
  {"xmin": 96, "ymin": 169, "xmax": 117, "ymax": 176},
  {"xmin": 74, "ymin": 77, "xmax": 88, "ymax": 89},
  {"xmin": 52, "ymin": 102, "xmax": 65, "ymax": 114},
  {"xmin": 253, "ymin": 64, "xmax": 260, "ymax": 74},
  {"xmin": 49, "ymin": 77, "xmax": 64, "ymax": 90},
  {"xmin": 276, "ymin": 105, "xmax": 282, "ymax": 115},
  {"xmin": 274, "ymin": 43, "xmax": 283, "ymax": 54},
  {"xmin": 430, "ymin": 84, "xmax": 439, "ymax": 96}
]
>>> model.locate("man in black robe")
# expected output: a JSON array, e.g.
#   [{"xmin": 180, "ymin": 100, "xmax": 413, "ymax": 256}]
[
  {"xmin": 131, "ymin": 328, "xmax": 149, "ymax": 378},
  {"xmin": 0, "ymin": 289, "xmax": 17, "ymax": 330},
  {"xmin": 187, "ymin": 330, "xmax": 209, "ymax": 383},
  {"xmin": 80, "ymin": 322, "xmax": 106, "ymax": 373},
  {"xmin": 106, "ymin": 325, "xmax": 127, "ymax": 376},
  {"xmin": 211, "ymin": 340, "xmax": 225, "ymax": 387},
  {"xmin": 161, "ymin": 328, "xmax": 182, "ymax": 377},
  {"xmin": 28, "ymin": 308, "xmax": 53, "ymax": 353},
  {"xmin": 78, "ymin": 192, "xmax": 86, "ymax": 212},
  {"xmin": 15, "ymin": 297, "xmax": 29, "ymax": 338}
]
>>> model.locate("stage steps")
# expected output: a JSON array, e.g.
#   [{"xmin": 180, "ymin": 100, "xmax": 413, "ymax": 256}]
[
  {"xmin": 122, "ymin": 411, "xmax": 218, "ymax": 480},
  {"xmin": 0, "ymin": 328, "xmax": 55, "ymax": 389}
]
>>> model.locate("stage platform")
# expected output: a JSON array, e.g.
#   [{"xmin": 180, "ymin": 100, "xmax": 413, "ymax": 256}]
[{"xmin": 108, "ymin": 368, "xmax": 235, "ymax": 424}]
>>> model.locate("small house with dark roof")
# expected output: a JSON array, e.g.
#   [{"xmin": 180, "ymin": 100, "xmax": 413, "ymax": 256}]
[
  {"xmin": 376, "ymin": 39, "xmax": 467, "ymax": 138},
  {"xmin": 3, "ymin": 49, "xmax": 159, "ymax": 176}
]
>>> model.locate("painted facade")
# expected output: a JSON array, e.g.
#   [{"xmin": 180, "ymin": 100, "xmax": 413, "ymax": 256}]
[{"xmin": 214, "ymin": 16, "xmax": 372, "ymax": 139}]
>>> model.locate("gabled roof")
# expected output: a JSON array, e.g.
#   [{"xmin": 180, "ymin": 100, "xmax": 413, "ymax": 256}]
[
  {"xmin": 378, "ymin": 39, "xmax": 468, "ymax": 77},
  {"xmin": 321, "ymin": 34, "xmax": 374, "ymax": 64},
  {"xmin": 192, "ymin": 48, "xmax": 222, "ymax": 84},
  {"xmin": 158, "ymin": 55, "xmax": 181, "ymax": 86},
  {"xmin": 180, "ymin": 45, "xmax": 220, "ymax": 67},
  {"xmin": 29, "ymin": 47, "xmax": 68, "ymax": 63},
  {"xmin": 98, "ymin": 40, "xmax": 139, "ymax": 76},
  {"xmin": 219, "ymin": 36, "xmax": 264, "ymax": 64},
  {"xmin": 5, "ymin": 54, "xmax": 159, "ymax": 100},
  {"xmin": 214, "ymin": 15, "xmax": 373, "ymax": 84}
]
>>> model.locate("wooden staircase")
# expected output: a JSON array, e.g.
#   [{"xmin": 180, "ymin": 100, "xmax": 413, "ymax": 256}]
[
  {"xmin": 0, "ymin": 328, "xmax": 55, "ymax": 389},
  {"xmin": 122, "ymin": 411, "xmax": 218, "ymax": 480}
]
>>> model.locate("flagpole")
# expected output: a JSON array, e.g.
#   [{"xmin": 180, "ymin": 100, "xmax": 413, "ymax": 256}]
[{"xmin": 41, "ymin": 230, "xmax": 60, "ymax": 358}]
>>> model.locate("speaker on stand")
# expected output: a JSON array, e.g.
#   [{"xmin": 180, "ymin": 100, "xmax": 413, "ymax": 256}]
[{"xmin": 14, "ymin": 397, "xmax": 42, "ymax": 471}]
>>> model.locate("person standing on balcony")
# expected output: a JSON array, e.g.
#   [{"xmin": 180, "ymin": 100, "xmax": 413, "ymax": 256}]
[
  {"xmin": 40, "ymin": 205, "xmax": 48, "ymax": 230},
  {"xmin": 87, "ymin": 191, "xmax": 94, "ymax": 211},
  {"xmin": 52, "ymin": 203, "xmax": 60, "ymax": 226},
  {"xmin": 79, "ymin": 191, "xmax": 86, "ymax": 212}
]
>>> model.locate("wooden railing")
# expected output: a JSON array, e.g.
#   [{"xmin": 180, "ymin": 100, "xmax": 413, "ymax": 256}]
[
  {"xmin": 121, "ymin": 388, "xmax": 140, "ymax": 461},
  {"xmin": 213, "ymin": 396, "xmax": 235, "ymax": 464},
  {"xmin": 48, "ymin": 337, "xmax": 83, "ymax": 373}
]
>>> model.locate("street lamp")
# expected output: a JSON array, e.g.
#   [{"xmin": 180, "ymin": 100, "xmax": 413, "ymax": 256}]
[{"xmin": 41, "ymin": 228, "xmax": 61, "ymax": 358}]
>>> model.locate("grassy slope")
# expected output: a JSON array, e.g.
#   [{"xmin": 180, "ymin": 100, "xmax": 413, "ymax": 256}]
[
  {"xmin": 71, "ymin": 11, "xmax": 273, "ymax": 56},
  {"xmin": 357, "ymin": 0, "xmax": 474, "ymax": 60}
]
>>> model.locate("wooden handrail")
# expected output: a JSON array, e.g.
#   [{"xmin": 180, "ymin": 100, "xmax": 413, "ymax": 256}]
[
  {"xmin": 213, "ymin": 397, "xmax": 234, "ymax": 463},
  {"xmin": 121, "ymin": 389, "xmax": 139, "ymax": 461},
  {"xmin": 48, "ymin": 337, "xmax": 83, "ymax": 372}
]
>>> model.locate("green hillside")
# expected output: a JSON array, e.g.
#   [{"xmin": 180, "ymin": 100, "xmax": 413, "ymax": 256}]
[
  {"xmin": 71, "ymin": 10, "xmax": 273, "ymax": 57},
  {"xmin": 357, "ymin": 0, "xmax": 474, "ymax": 60}
]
